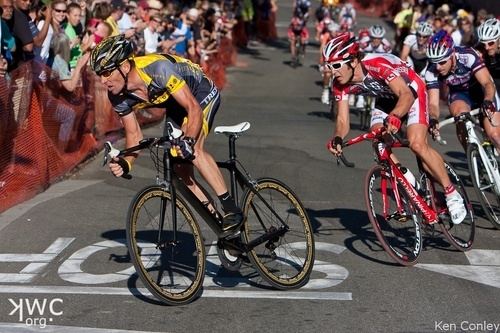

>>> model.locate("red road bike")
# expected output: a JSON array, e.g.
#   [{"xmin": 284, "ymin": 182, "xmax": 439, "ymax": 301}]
[{"xmin": 342, "ymin": 127, "xmax": 475, "ymax": 265}]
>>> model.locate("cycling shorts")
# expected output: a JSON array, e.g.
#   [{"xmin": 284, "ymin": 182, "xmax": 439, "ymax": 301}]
[
  {"xmin": 163, "ymin": 80, "xmax": 220, "ymax": 137},
  {"xmin": 450, "ymin": 86, "xmax": 500, "ymax": 111},
  {"xmin": 288, "ymin": 27, "xmax": 309, "ymax": 41},
  {"xmin": 370, "ymin": 93, "xmax": 429, "ymax": 128}
]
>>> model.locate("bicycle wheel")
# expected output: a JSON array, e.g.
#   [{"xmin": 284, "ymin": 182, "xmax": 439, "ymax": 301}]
[
  {"xmin": 126, "ymin": 185, "xmax": 206, "ymax": 305},
  {"xmin": 365, "ymin": 165, "xmax": 422, "ymax": 266},
  {"xmin": 241, "ymin": 178, "xmax": 315, "ymax": 289},
  {"xmin": 431, "ymin": 162, "xmax": 475, "ymax": 251},
  {"xmin": 467, "ymin": 143, "xmax": 500, "ymax": 228}
]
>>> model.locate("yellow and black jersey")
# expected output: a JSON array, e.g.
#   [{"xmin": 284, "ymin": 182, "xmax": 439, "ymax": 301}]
[
  {"xmin": 110, "ymin": 53, "xmax": 213, "ymax": 116},
  {"xmin": 109, "ymin": 53, "xmax": 220, "ymax": 134}
]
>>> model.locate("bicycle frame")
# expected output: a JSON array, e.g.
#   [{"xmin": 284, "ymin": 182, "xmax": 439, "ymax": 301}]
[
  {"xmin": 157, "ymin": 134, "xmax": 290, "ymax": 249},
  {"xmin": 344, "ymin": 128, "xmax": 439, "ymax": 224},
  {"xmin": 439, "ymin": 109, "xmax": 500, "ymax": 196}
]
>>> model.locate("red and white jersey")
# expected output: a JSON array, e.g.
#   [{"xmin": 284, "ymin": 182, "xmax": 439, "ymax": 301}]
[{"xmin": 333, "ymin": 53, "xmax": 425, "ymax": 102}]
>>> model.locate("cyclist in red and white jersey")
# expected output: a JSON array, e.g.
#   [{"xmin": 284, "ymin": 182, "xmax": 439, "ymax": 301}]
[
  {"xmin": 425, "ymin": 30, "xmax": 500, "ymax": 152},
  {"xmin": 324, "ymin": 33, "xmax": 467, "ymax": 224},
  {"xmin": 317, "ymin": 17, "xmax": 340, "ymax": 104},
  {"xmin": 288, "ymin": 13, "xmax": 309, "ymax": 65}
]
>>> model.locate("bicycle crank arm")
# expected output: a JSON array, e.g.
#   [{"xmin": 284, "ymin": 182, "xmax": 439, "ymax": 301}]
[{"xmin": 245, "ymin": 226, "xmax": 289, "ymax": 252}]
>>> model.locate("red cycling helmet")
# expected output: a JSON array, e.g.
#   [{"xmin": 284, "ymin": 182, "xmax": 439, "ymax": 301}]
[{"xmin": 322, "ymin": 32, "xmax": 359, "ymax": 63}]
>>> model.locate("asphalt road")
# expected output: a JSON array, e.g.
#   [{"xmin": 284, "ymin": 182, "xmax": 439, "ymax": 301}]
[{"xmin": 0, "ymin": 1, "xmax": 499, "ymax": 333}]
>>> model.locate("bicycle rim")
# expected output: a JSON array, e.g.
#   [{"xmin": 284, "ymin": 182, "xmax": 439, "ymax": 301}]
[
  {"xmin": 126, "ymin": 186, "xmax": 206, "ymax": 305},
  {"xmin": 365, "ymin": 165, "xmax": 422, "ymax": 266},
  {"xmin": 242, "ymin": 178, "xmax": 315, "ymax": 289},
  {"xmin": 436, "ymin": 162, "xmax": 475, "ymax": 250},
  {"xmin": 467, "ymin": 144, "xmax": 500, "ymax": 228}
]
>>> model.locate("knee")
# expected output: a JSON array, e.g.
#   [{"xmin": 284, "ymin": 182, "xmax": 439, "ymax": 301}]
[
  {"xmin": 488, "ymin": 130, "xmax": 500, "ymax": 146},
  {"xmin": 409, "ymin": 140, "xmax": 426, "ymax": 155}
]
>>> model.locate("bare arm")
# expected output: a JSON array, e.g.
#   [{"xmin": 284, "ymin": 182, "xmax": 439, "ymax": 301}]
[
  {"xmin": 428, "ymin": 88, "xmax": 441, "ymax": 120},
  {"xmin": 475, "ymin": 67, "xmax": 496, "ymax": 101},
  {"xmin": 399, "ymin": 44, "xmax": 410, "ymax": 62},
  {"xmin": 33, "ymin": 9, "xmax": 52, "ymax": 47},
  {"xmin": 334, "ymin": 98, "xmax": 351, "ymax": 139},
  {"xmin": 59, "ymin": 53, "xmax": 90, "ymax": 92},
  {"xmin": 387, "ymin": 76, "xmax": 415, "ymax": 118}
]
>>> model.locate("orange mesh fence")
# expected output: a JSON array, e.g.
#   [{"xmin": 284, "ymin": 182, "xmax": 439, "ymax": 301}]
[{"xmin": 0, "ymin": 48, "xmax": 237, "ymax": 214}]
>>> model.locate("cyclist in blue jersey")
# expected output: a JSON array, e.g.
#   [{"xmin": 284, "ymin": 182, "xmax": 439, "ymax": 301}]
[
  {"xmin": 425, "ymin": 30, "xmax": 500, "ymax": 152},
  {"xmin": 89, "ymin": 35, "xmax": 243, "ymax": 233}
]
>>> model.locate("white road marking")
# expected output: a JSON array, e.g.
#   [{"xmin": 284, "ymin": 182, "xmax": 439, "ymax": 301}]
[
  {"xmin": 416, "ymin": 250, "xmax": 500, "ymax": 289},
  {"xmin": 0, "ymin": 323, "xmax": 167, "ymax": 333},
  {"xmin": 0, "ymin": 285, "xmax": 352, "ymax": 300}
]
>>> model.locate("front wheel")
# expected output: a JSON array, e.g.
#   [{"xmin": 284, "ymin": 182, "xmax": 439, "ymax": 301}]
[
  {"xmin": 241, "ymin": 178, "xmax": 315, "ymax": 289},
  {"xmin": 467, "ymin": 143, "xmax": 500, "ymax": 228},
  {"xmin": 126, "ymin": 186, "xmax": 206, "ymax": 305},
  {"xmin": 365, "ymin": 165, "xmax": 422, "ymax": 266}
]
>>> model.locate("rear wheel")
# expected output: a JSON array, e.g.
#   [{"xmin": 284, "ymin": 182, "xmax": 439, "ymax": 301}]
[
  {"xmin": 126, "ymin": 186, "xmax": 206, "ymax": 305},
  {"xmin": 365, "ymin": 165, "xmax": 422, "ymax": 266},
  {"xmin": 241, "ymin": 178, "xmax": 315, "ymax": 289},
  {"xmin": 467, "ymin": 143, "xmax": 500, "ymax": 229}
]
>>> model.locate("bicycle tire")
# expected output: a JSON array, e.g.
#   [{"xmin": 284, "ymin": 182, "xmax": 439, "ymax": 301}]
[
  {"xmin": 467, "ymin": 144, "xmax": 500, "ymax": 229},
  {"xmin": 126, "ymin": 185, "xmax": 206, "ymax": 305},
  {"xmin": 365, "ymin": 165, "xmax": 422, "ymax": 266},
  {"xmin": 432, "ymin": 162, "xmax": 475, "ymax": 251},
  {"xmin": 241, "ymin": 178, "xmax": 315, "ymax": 289}
]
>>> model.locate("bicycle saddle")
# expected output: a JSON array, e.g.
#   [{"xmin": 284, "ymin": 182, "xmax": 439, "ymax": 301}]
[{"xmin": 214, "ymin": 122, "xmax": 251, "ymax": 135}]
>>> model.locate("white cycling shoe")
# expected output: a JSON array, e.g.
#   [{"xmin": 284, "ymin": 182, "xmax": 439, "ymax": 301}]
[
  {"xmin": 321, "ymin": 89, "xmax": 330, "ymax": 105},
  {"xmin": 446, "ymin": 191, "xmax": 467, "ymax": 225}
]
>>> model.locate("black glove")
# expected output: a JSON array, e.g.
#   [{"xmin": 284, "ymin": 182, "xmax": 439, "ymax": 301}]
[
  {"xmin": 177, "ymin": 137, "xmax": 196, "ymax": 161},
  {"xmin": 482, "ymin": 100, "xmax": 497, "ymax": 121}
]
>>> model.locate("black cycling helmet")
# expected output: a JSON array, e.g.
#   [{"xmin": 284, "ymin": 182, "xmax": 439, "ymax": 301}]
[{"xmin": 90, "ymin": 35, "xmax": 134, "ymax": 76}]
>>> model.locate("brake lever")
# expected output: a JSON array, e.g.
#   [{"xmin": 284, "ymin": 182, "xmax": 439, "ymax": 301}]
[{"xmin": 103, "ymin": 141, "xmax": 121, "ymax": 166}]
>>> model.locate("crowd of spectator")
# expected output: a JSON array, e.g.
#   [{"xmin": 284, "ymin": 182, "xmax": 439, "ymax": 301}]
[
  {"xmin": 392, "ymin": 0, "xmax": 498, "ymax": 54},
  {"xmin": 0, "ymin": 0, "xmax": 279, "ymax": 80}
]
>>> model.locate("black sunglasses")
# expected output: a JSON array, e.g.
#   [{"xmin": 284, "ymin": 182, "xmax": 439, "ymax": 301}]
[
  {"xmin": 99, "ymin": 68, "xmax": 116, "ymax": 78},
  {"xmin": 482, "ymin": 40, "xmax": 496, "ymax": 47},
  {"xmin": 53, "ymin": 8, "xmax": 66, "ymax": 13}
]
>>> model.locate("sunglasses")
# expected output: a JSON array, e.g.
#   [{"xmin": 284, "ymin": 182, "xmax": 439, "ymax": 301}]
[
  {"xmin": 53, "ymin": 8, "xmax": 66, "ymax": 13},
  {"xmin": 99, "ymin": 68, "xmax": 116, "ymax": 78},
  {"xmin": 416, "ymin": 34, "xmax": 429, "ymax": 39},
  {"xmin": 435, "ymin": 58, "xmax": 449, "ymax": 66},
  {"xmin": 482, "ymin": 40, "xmax": 496, "ymax": 47},
  {"xmin": 325, "ymin": 59, "xmax": 350, "ymax": 71}
]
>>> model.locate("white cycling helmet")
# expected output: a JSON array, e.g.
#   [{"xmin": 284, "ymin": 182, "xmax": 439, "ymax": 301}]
[
  {"xmin": 369, "ymin": 25, "xmax": 385, "ymax": 38},
  {"xmin": 477, "ymin": 18, "xmax": 500, "ymax": 42},
  {"xmin": 426, "ymin": 30, "xmax": 454, "ymax": 63},
  {"xmin": 416, "ymin": 22, "xmax": 434, "ymax": 37}
]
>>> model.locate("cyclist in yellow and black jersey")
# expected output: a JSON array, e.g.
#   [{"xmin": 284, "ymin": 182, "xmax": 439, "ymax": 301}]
[{"xmin": 90, "ymin": 35, "xmax": 243, "ymax": 233}]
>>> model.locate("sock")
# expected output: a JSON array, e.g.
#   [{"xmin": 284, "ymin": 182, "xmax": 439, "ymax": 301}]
[
  {"xmin": 444, "ymin": 184, "xmax": 456, "ymax": 196},
  {"xmin": 218, "ymin": 192, "xmax": 239, "ymax": 213}
]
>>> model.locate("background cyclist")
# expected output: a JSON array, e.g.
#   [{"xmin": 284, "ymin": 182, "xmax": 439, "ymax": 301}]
[
  {"xmin": 89, "ymin": 35, "xmax": 243, "ymax": 233},
  {"xmin": 288, "ymin": 11, "xmax": 309, "ymax": 66},
  {"xmin": 476, "ymin": 18, "xmax": 500, "ymax": 93},
  {"xmin": 400, "ymin": 21, "xmax": 434, "ymax": 75},
  {"xmin": 425, "ymin": 30, "xmax": 500, "ymax": 153},
  {"xmin": 324, "ymin": 33, "xmax": 467, "ymax": 225}
]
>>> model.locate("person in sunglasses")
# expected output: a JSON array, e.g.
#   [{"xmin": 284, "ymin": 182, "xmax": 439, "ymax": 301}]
[
  {"xmin": 476, "ymin": 18, "xmax": 500, "ymax": 92},
  {"xmin": 89, "ymin": 35, "xmax": 244, "ymax": 234},
  {"xmin": 425, "ymin": 30, "xmax": 500, "ymax": 153},
  {"xmin": 325, "ymin": 32, "xmax": 467, "ymax": 225},
  {"xmin": 399, "ymin": 21, "xmax": 434, "ymax": 75}
]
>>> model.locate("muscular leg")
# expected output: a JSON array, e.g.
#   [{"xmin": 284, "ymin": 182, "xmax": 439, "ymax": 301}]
[
  {"xmin": 406, "ymin": 123, "xmax": 451, "ymax": 189},
  {"xmin": 449, "ymin": 100, "xmax": 471, "ymax": 152},
  {"xmin": 483, "ymin": 111, "xmax": 500, "ymax": 151}
]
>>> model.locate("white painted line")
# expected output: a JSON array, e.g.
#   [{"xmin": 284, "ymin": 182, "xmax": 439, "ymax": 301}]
[
  {"xmin": 0, "ymin": 285, "xmax": 352, "ymax": 300},
  {"xmin": 466, "ymin": 249, "xmax": 500, "ymax": 266},
  {"xmin": 416, "ymin": 264, "xmax": 500, "ymax": 289},
  {"xmin": 0, "ymin": 323, "xmax": 167, "ymax": 333}
]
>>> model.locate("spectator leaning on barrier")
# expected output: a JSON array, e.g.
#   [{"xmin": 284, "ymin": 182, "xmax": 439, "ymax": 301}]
[{"xmin": 47, "ymin": 32, "xmax": 90, "ymax": 151}]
